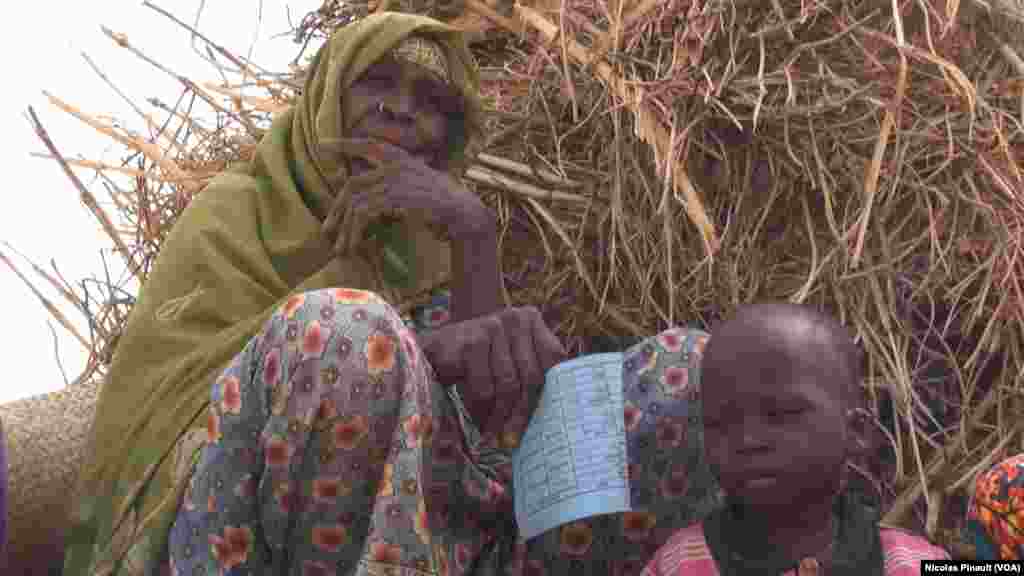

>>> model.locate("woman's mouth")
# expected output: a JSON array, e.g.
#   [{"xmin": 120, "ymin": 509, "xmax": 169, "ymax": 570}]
[{"xmin": 742, "ymin": 475, "xmax": 779, "ymax": 488}]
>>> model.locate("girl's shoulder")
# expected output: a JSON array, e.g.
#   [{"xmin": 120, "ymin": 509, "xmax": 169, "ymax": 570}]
[
  {"xmin": 879, "ymin": 526, "xmax": 950, "ymax": 574},
  {"xmin": 641, "ymin": 524, "xmax": 718, "ymax": 576}
]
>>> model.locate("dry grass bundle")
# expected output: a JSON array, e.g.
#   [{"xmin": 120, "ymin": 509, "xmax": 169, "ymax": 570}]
[{"xmin": 9, "ymin": 0, "xmax": 1024, "ymax": 557}]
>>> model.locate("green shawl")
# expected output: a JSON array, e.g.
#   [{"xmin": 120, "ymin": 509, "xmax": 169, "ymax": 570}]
[{"xmin": 63, "ymin": 13, "xmax": 483, "ymax": 574}]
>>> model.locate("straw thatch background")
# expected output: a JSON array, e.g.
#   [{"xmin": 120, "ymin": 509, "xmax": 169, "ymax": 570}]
[{"xmin": 8, "ymin": 0, "xmax": 1024, "ymax": 558}]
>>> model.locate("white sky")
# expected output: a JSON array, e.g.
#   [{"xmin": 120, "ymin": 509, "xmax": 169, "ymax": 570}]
[{"xmin": 1, "ymin": 0, "xmax": 324, "ymax": 403}]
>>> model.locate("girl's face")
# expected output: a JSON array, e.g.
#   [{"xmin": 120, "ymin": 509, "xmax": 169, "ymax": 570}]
[
  {"xmin": 701, "ymin": 321, "xmax": 849, "ymax": 510},
  {"xmin": 343, "ymin": 54, "xmax": 461, "ymax": 172}
]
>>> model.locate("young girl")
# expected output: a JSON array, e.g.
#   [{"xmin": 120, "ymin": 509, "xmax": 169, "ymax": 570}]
[{"xmin": 643, "ymin": 303, "xmax": 949, "ymax": 575}]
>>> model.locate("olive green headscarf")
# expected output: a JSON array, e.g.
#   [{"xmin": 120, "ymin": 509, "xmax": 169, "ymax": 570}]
[{"xmin": 63, "ymin": 13, "xmax": 482, "ymax": 574}]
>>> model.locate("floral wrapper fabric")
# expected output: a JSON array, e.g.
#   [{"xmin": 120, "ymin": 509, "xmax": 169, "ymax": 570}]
[
  {"xmin": 966, "ymin": 453, "xmax": 1024, "ymax": 560},
  {"xmin": 166, "ymin": 287, "xmax": 720, "ymax": 575}
]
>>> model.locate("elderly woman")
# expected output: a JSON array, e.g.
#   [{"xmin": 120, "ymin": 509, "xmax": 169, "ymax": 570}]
[{"xmin": 63, "ymin": 13, "xmax": 718, "ymax": 575}]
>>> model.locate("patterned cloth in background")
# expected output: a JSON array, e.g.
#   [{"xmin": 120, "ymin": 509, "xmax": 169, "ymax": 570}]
[
  {"xmin": 167, "ymin": 287, "xmax": 720, "ymax": 575},
  {"xmin": 967, "ymin": 453, "xmax": 1024, "ymax": 560}
]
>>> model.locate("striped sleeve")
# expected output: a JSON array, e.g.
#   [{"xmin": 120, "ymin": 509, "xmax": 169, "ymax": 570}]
[
  {"xmin": 880, "ymin": 528, "xmax": 950, "ymax": 575},
  {"xmin": 642, "ymin": 524, "xmax": 718, "ymax": 576}
]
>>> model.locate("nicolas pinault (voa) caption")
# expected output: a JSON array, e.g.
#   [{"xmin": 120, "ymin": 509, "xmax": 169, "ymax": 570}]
[{"xmin": 922, "ymin": 560, "xmax": 1023, "ymax": 573}]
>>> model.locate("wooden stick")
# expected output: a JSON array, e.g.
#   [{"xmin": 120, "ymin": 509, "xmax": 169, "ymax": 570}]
[
  {"xmin": 201, "ymin": 82, "xmax": 291, "ymax": 114},
  {"xmin": 465, "ymin": 165, "xmax": 589, "ymax": 203},
  {"xmin": 882, "ymin": 385, "xmax": 1010, "ymax": 524},
  {"xmin": 620, "ymin": 0, "xmax": 664, "ymax": 30},
  {"xmin": 42, "ymin": 92, "xmax": 197, "ymax": 194},
  {"xmin": 101, "ymin": 26, "xmax": 261, "ymax": 136},
  {"xmin": 0, "ymin": 245, "xmax": 92, "ymax": 352},
  {"xmin": 475, "ymin": 152, "xmax": 582, "ymax": 187},
  {"xmin": 851, "ymin": 0, "xmax": 909, "ymax": 269},
  {"xmin": 28, "ymin": 154, "xmax": 216, "ymax": 184},
  {"xmin": 510, "ymin": 4, "xmax": 720, "ymax": 257},
  {"xmin": 1, "ymin": 241, "xmax": 85, "ymax": 324},
  {"xmin": 464, "ymin": 0, "xmax": 523, "ymax": 34},
  {"xmin": 141, "ymin": 1, "xmax": 271, "ymax": 77},
  {"xmin": 26, "ymin": 106, "xmax": 143, "ymax": 279}
]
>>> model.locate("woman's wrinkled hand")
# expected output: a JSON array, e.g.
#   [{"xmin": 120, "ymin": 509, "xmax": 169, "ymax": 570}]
[
  {"xmin": 419, "ymin": 307, "xmax": 568, "ymax": 450},
  {"xmin": 322, "ymin": 138, "xmax": 494, "ymax": 258}
]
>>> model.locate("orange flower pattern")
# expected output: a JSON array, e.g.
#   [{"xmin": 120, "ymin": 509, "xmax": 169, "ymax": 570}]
[
  {"xmin": 167, "ymin": 288, "xmax": 719, "ymax": 574},
  {"xmin": 208, "ymin": 525, "xmax": 253, "ymax": 571},
  {"xmin": 365, "ymin": 332, "xmax": 397, "ymax": 375},
  {"xmin": 968, "ymin": 453, "xmax": 1024, "ymax": 559},
  {"xmin": 219, "ymin": 375, "xmax": 243, "ymax": 415},
  {"xmin": 302, "ymin": 320, "xmax": 329, "ymax": 359},
  {"xmin": 207, "ymin": 408, "xmax": 222, "ymax": 443},
  {"xmin": 559, "ymin": 522, "xmax": 595, "ymax": 556},
  {"xmin": 282, "ymin": 294, "xmax": 306, "ymax": 319},
  {"xmin": 311, "ymin": 524, "xmax": 349, "ymax": 553},
  {"xmin": 659, "ymin": 366, "xmax": 689, "ymax": 397},
  {"xmin": 333, "ymin": 415, "xmax": 369, "ymax": 451},
  {"xmin": 332, "ymin": 288, "xmax": 374, "ymax": 304}
]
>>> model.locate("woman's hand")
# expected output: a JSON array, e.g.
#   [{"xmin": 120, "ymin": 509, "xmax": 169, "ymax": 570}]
[
  {"xmin": 322, "ymin": 138, "xmax": 494, "ymax": 258},
  {"xmin": 419, "ymin": 307, "xmax": 568, "ymax": 449},
  {"xmin": 323, "ymin": 137, "xmax": 504, "ymax": 322}
]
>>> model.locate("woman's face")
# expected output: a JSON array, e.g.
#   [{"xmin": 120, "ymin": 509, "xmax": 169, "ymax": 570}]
[{"xmin": 343, "ymin": 53, "xmax": 461, "ymax": 172}]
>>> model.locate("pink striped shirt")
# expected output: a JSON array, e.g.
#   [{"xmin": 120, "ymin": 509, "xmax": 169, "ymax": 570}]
[{"xmin": 642, "ymin": 524, "xmax": 950, "ymax": 575}]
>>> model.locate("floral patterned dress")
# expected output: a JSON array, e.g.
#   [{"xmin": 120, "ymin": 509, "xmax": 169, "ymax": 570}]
[
  {"xmin": 166, "ymin": 288, "xmax": 720, "ymax": 575},
  {"xmin": 966, "ymin": 453, "xmax": 1024, "ymax": 560}
]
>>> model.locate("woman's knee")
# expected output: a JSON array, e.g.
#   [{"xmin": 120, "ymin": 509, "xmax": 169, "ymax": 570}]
[
  {"xmin": 258, "ymin": 288, "xmax": 421, "ymax": 406},
  {"xmin": 288, "ymin": 288, "xmax": 400, "ymax": 319}
]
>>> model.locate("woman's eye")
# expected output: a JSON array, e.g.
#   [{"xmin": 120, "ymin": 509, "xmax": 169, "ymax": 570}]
[
  {"xmin": 358, "ymin": 68, "xmax": 394, "ymax": 89},
  {"xmin": 416, "ymin": 81, "xmax": 459, "ymax": 115},
  {"xmin": 364, "ymin": 75, "xmax": 391, "ymax": 88},
  {"xmin": 767, "ymin": 407, "xmax": 806, "ymax": 418},
  {"xmin": 415, "ymin": 92, "xmax": 442, "ymax": 114}
]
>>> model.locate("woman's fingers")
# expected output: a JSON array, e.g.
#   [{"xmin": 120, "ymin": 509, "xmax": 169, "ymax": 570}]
[
  {"xmin": 324, "ymin": 169, "xmax": 388, "ymax": 254},
  {"xmin": 418, "ymin": 325, "xmax": 465, "ymax": 384},
  {"xmin": 335, "ymin": 178, "xmax": 403, "ymax": 256},
  {"xmin": 487, "ymin": 317, "xmax": 520, "ymax": 442},
  {"xmin": 529, "ymin": 307, "xmax": 568, "ymax": 373},
  {"xmin": 337, "ymin": 138, "xmax": 426, "ymax": 171},
  {"xmin": 499, "ymin": 309, "xmax": 540, "ymax": 448},
  {"xmin": 336, "ymin": 138, "xmax": 391, "ymax": 168},
  {"xmin": 463, "ymin": 321, "xmax": 495, "ymax": 430}
]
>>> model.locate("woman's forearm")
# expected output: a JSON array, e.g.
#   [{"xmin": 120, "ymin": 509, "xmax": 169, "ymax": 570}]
[{"xmin": 449, "ymin": 218, "xmax": 503, "ymax": 322}]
